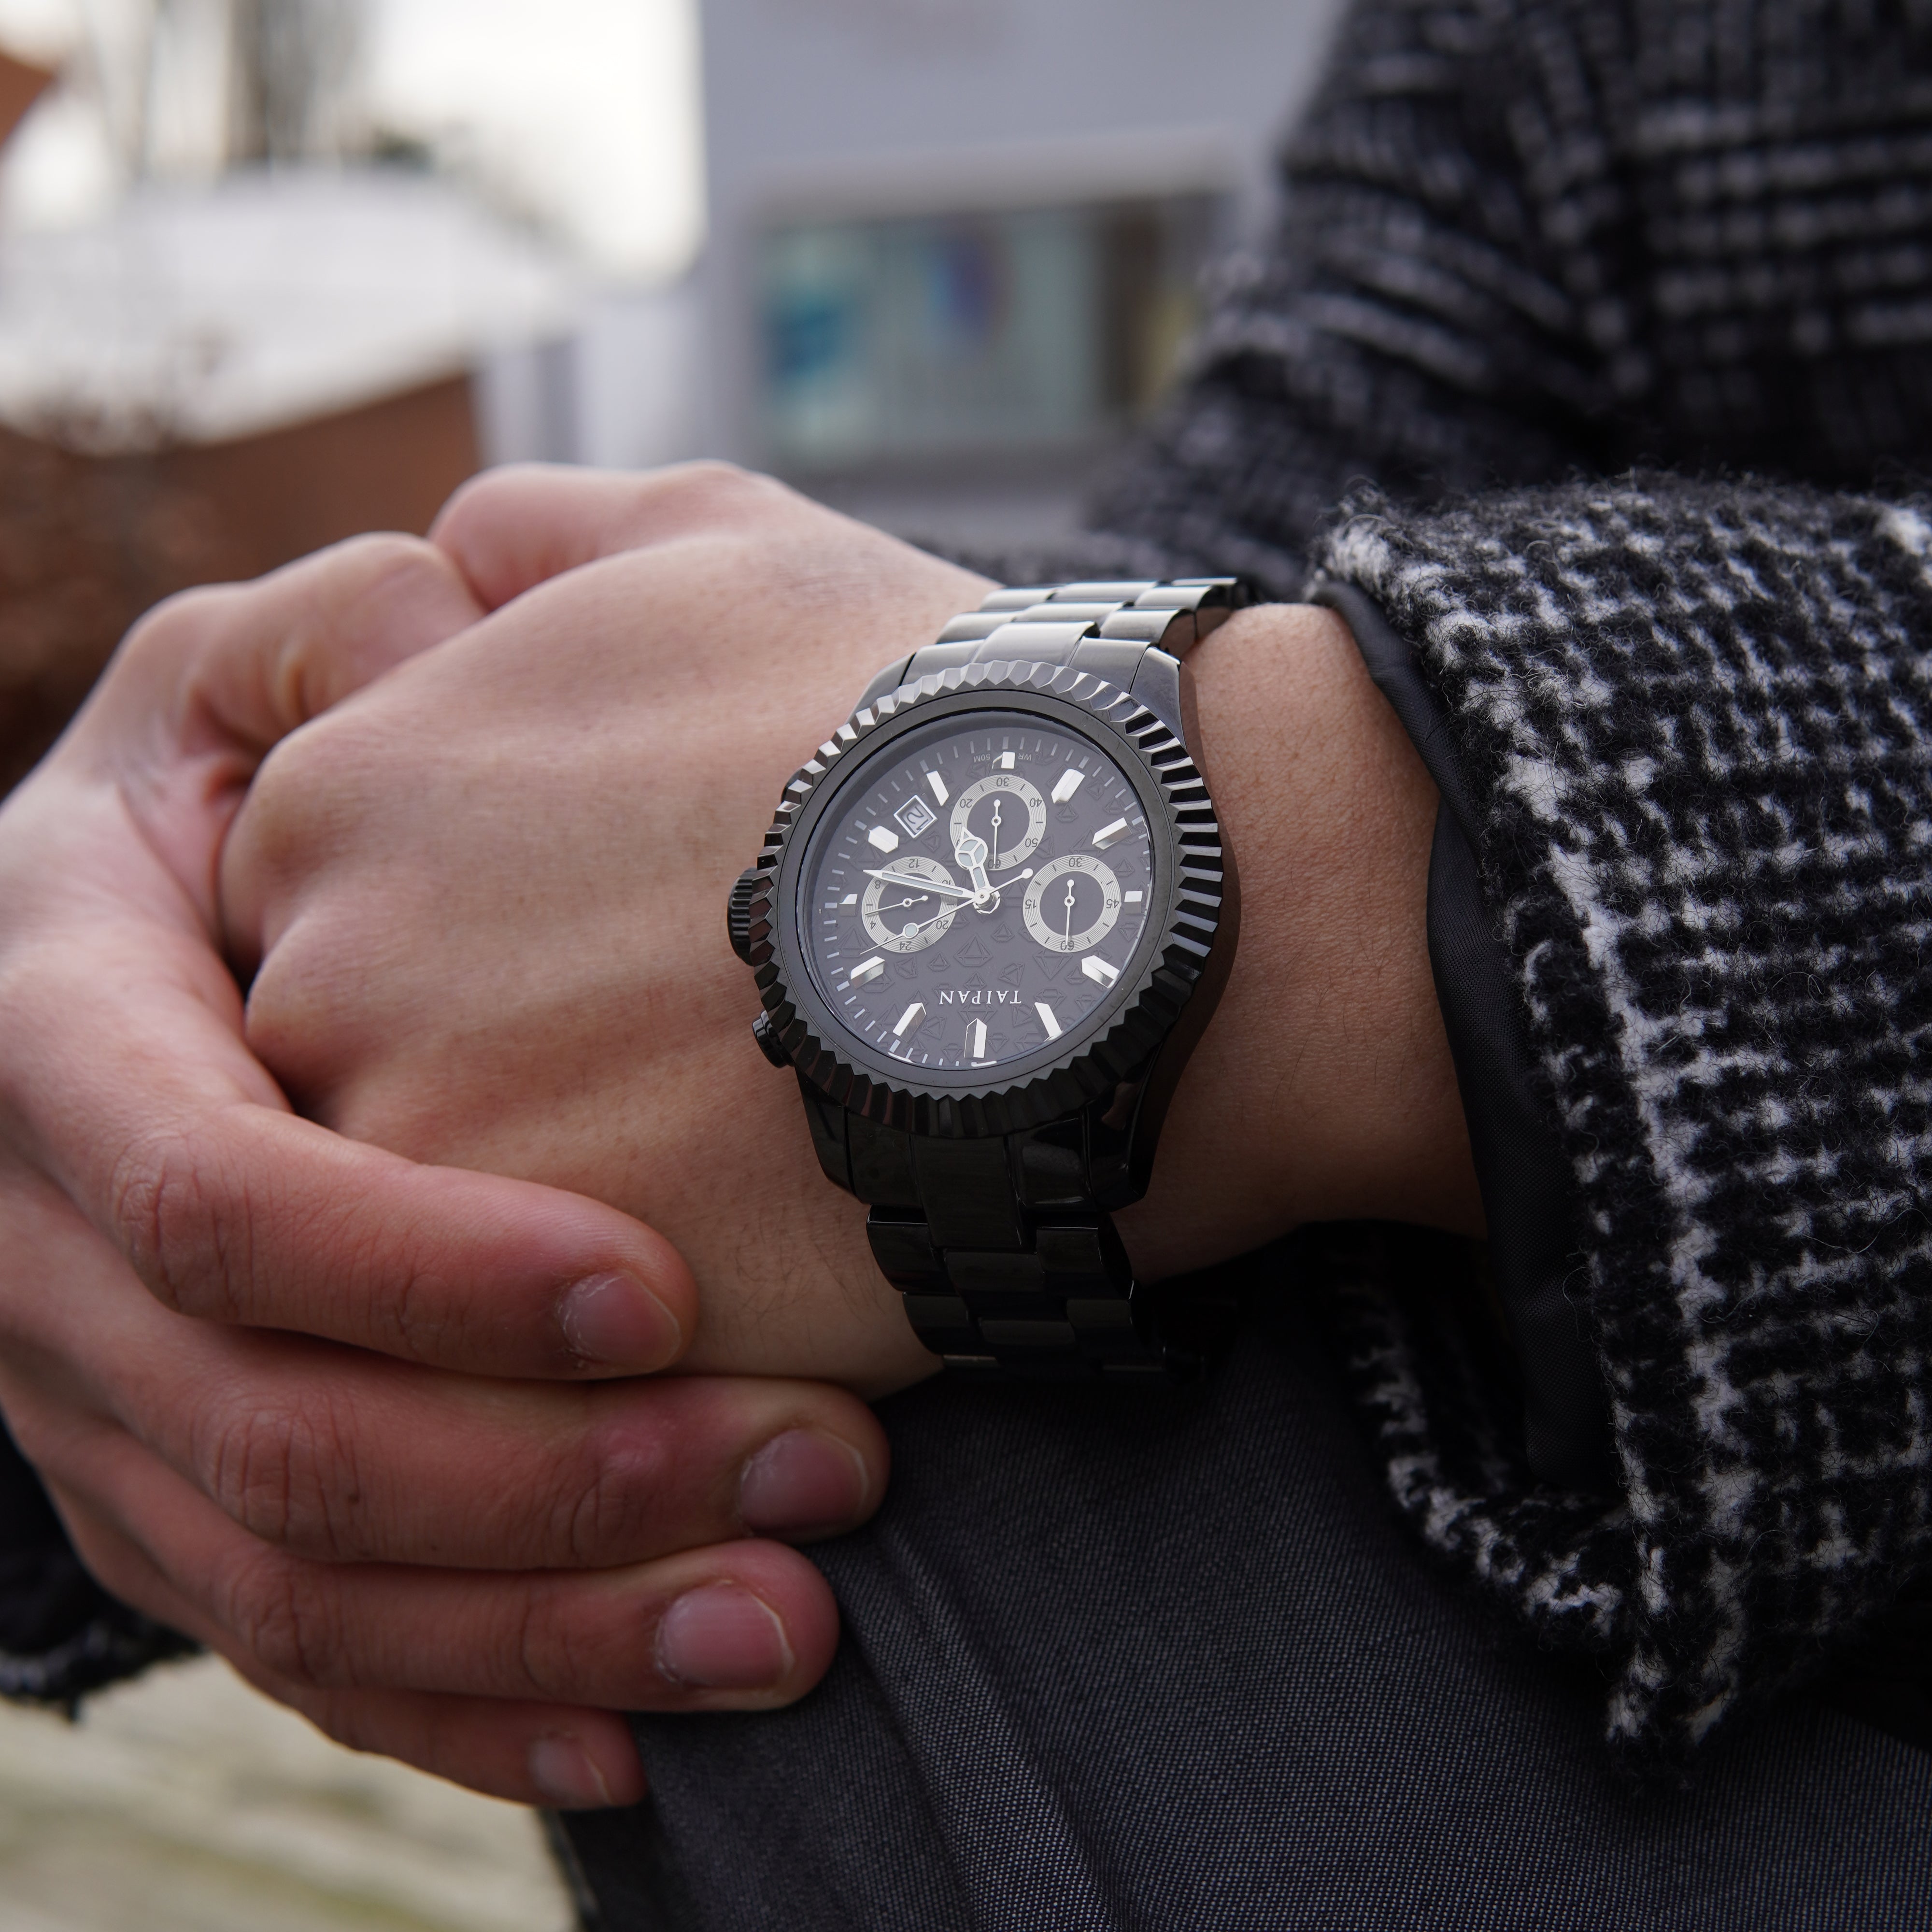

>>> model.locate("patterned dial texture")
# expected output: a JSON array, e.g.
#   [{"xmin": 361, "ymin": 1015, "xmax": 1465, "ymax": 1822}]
[{"xmin": 800, "ymin": 712, "xmax": 1156, "ymax": 1070}]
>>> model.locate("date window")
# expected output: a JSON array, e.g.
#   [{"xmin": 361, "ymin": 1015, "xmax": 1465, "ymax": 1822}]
[{"xmin": 893, "ymin": 795, "xmax": 938, "ymax": 840}]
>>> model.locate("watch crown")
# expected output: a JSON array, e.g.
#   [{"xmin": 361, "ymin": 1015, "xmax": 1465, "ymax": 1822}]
[
  {"xmin": 750, "ymin": 1009, "xmax": 791, "ymax": 1068},
  {"xmin": 727, "ymin": 865, "xmax": 768, "ymax": 965}
]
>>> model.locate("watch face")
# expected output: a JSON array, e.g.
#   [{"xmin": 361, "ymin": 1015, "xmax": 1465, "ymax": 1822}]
[{"xmin": 798, "ymin": 710, "xmax": 1158, "ymax": 1072}]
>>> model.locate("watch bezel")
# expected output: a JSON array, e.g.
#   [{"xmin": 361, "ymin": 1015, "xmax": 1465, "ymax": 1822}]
[{"xmin": 737, "ymin": 658, "xmax": 1232, "ymax": 1137}]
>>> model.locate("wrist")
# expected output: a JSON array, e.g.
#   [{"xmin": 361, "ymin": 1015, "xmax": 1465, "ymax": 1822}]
[{"xmin": 1117, "ymin": 603, "xmax": 1481, "ymax": 1281}]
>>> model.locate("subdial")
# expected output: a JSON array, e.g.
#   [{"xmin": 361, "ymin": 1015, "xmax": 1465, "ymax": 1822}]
[
  {"xmin": 1022, "ymin": 853, "xmax": 1123, "ymax": 954},
  {"xmin": 950, "ymin": 773, "xmax": 1047, "ymax": 871},
  {"xmin": 863, "ymin": 855, "xmax": 962, "ymax": 953}
]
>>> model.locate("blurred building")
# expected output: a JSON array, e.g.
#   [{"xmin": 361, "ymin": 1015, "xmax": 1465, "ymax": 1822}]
[{"xmin": 697, "ymin": 0, "xmax": 1344, "ymax": 548}]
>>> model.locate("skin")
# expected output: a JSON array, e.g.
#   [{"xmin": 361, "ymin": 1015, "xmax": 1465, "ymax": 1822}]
[{"xmin": 0, "ymin": 460, "xmax": 1477, "ymax": 1812}]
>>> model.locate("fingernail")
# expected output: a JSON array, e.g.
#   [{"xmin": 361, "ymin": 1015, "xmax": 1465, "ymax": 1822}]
[
  {"xmin": 739, "ymin": 1429, "xmax": 870, "ymax": 1538},
  {"xmin": 529, "ymin": 1733, "xmax": 615, "ymax": 1808},
  {"xmin": 655, "ymin": 1584, "xmax": 793, "ymax": 1690},
  {"xmin": 559, "ymin": 1272, "xmax": 682, "ymax": 1371}
]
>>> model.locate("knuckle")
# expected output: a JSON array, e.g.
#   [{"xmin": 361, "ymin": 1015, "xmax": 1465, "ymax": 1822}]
[
  {"xmin": 655, "ymin": 458, "xmax": 791, "ymax": 526},
  {"xmin": 377, "ymin": 1256, "xmax": 462, "ymax": 1367},
  {"xmin": 327, "ymin": 529, "xmax": 440, "ymax": 582},
  {"xmin": 222, "ymin": 1542, "xmax": 341, "ymax": 1687},
  {"xmin": 108, "ymin": 1124, "xmax": 251, "ymax": 1320},
  {"xmin": 116, "ymin": 583, "xmax": 242, "ymax": 674},
  {"xmin": 199, "ymin": 1391, "xmax": 360, "ymax": 1558}
]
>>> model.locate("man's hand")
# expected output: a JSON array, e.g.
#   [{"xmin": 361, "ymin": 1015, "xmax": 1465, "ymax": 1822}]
[
  {"xmin": 0, "ymin": 532, "xmax": 890, "ymax": 1808},
  {"xmin": 224, "ymin": 463, "xmax": 1480, "ymax": 1399}
]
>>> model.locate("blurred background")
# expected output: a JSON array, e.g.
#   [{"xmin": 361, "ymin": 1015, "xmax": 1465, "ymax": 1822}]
[{"xmin": 0, "ymin": 0, "xmax": 1339, "ymax": 1920}]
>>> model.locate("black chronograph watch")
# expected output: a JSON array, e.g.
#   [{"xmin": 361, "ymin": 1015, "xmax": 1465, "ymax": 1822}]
[{"xmin": 726, "ymin": 578, "xmax": 1248, "ymax": 1381}]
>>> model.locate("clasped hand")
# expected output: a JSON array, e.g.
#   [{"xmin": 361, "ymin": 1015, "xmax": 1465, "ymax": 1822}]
[{"xmin": 0, "ymin": 459, "xmax": 1473, "ymax": 1811}]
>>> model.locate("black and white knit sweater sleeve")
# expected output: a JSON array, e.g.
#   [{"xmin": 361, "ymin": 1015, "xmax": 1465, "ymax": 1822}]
[{"xmin": 1302, "ymin": 474, "xmax": 1932, "ymax": 1760}]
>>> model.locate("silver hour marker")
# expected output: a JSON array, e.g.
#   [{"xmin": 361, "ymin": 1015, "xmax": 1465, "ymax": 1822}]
[
  {"xmin": 969, "ymin": 1019, "xmax": 988, "ymax": 1060},
  {"xmin": 1050, "ymin": 768, "xmax": 1084, "ymax": 805},
  {"xmin": 1035, "ymin": 1001, "xmax": 1062, "ymax": 1040},
  {"xmin": 1092, "ymin": 817, "xmax": 1129, "ymax": 850},
  {"xmin": 1123, "ymin": 890, "xmax": 1143, "ymax": 903},
  {"xmin": 894, "ymin": 1001, "xmax": 925, "ymax": 1037},
  {"xmin": 851, "ymin": 956, "xmax": 885, "ymax": 985},
  {"xmin": 926, "ymin": 771, "xmax": 949, "ymax": 805},
  {"xmin": 997, "ymin": 752, "xmax": 1016, "ymax": 770},
  {"xmin": 841, "ymin": 892, "xmax": 858, "ymax": 906},
  {"xmin": 867, "ymin": 825, "xmax": 899, "ymax": 854},
  {"xmin": 1081, "ymin": 955, "xmax": 1119, "ymax": 987}
]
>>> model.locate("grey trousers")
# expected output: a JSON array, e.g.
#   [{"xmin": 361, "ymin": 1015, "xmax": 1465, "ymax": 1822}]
[{"xmin": 559, "ymin": 1255, "xmax": 1932, "ymax": 1931}]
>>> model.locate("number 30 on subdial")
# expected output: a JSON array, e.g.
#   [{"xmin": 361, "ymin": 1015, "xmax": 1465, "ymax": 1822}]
[{"xmin": 1022, "ymin": 853, "xmax": 1123, "ymax": 953}]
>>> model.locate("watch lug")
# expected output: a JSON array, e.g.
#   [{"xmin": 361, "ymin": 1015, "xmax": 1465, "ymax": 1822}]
[
  {"xmin": 1127, "ymin": 646, "xmax": 1187, "ymax": 741},
  {"xmin": 1091, "ymin": 797, "xmax": 1243, "ymax": 1209},
  {"xmin": 856, "ymin": 653, "xmax": 916, "ymax": 710},
  {"xmin": 795, "ymin": 1071, "xmax": 853, "ymax": 1192}
]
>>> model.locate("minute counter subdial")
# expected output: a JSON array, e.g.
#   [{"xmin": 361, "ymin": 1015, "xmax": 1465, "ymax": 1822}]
[{"xmin": 949, "ymin": 773, "xmax": 1046, "ymax": 871}]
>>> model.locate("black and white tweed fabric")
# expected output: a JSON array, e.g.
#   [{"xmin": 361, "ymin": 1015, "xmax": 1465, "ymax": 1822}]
[
  {"xmin": 985, "ymin": 0, "xmax": 1932, "ymax": 1760},
  {"xmin": 1313, "ymin": 477, "xmax": 1932, "ymax": 1755}
]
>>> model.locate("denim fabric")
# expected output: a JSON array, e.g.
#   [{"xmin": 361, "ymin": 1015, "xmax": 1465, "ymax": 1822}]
[{"xmin": 563, "ymin": 1264, "xmax": 1932, "ymax": 1930}]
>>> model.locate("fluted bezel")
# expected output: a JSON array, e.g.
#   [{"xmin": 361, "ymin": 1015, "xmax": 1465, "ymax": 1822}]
[{"xmin": 734, "ymin": 659, "xmax": 1232, "ymax": 1137}]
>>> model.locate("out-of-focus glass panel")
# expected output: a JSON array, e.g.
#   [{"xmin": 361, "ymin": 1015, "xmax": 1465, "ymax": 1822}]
[{"xmin": 761, "ymin": 191, "xmax": 1221, "ymax": 474}]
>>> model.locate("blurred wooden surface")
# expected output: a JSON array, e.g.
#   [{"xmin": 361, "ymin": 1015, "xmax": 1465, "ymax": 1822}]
[
  {"xmin": 0, "ymin": 375, "xmax": 478, "ymax": 793},
  {"xmin": 0, "ymin": 1653, "xmax": 575, "ymax": 1932},
  {"xmin": 0, "ymin": 53, "xmax": 52, "ymax": 151}
]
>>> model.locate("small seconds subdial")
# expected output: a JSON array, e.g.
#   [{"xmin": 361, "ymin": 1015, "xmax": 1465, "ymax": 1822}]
[
  {"xmin": 862, "ymin": 855, "xmax": 961, "ymax": 953},
  {"xmin": 949, "ymin": 773, "xmax": 1046, "ymax": 870},
  {"xmin": 1022, "ymin": 854, "xmax": 1122, "ymax": 953}
]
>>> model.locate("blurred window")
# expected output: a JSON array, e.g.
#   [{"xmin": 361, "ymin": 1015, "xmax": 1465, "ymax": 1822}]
[{"xmin": 760, "ymin": 190, "xmax": 1222, "ymax": 474}]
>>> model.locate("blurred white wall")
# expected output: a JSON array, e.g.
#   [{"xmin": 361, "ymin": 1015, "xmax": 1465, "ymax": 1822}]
[{"xmin": 0, "ymin": 0, "xmax": 705, "ymax": 279}]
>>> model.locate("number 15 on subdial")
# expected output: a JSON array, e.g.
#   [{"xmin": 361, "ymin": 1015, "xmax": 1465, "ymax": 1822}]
[{"xmin": 1022, "ymin": 853, "xmax": 1123, "ymax": 953}]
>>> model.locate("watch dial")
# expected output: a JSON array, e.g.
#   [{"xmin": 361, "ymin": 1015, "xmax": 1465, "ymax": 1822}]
[{"xmin": 799, "ymin": 711, "xmax": 1157, "ymax": 1071}]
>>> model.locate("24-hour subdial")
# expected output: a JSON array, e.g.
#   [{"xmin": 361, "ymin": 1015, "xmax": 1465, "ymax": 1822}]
[
  {"xmin": 949, "ymin": 773, "xmax": 1046, "ymax": 870},
  {"xmin": 862, "ymin": 856, "xmax": 961, "ymax": 953},
  {"xmin": 1022, "ymin": 853, "xmax": 1122, "ymax": 953}
]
